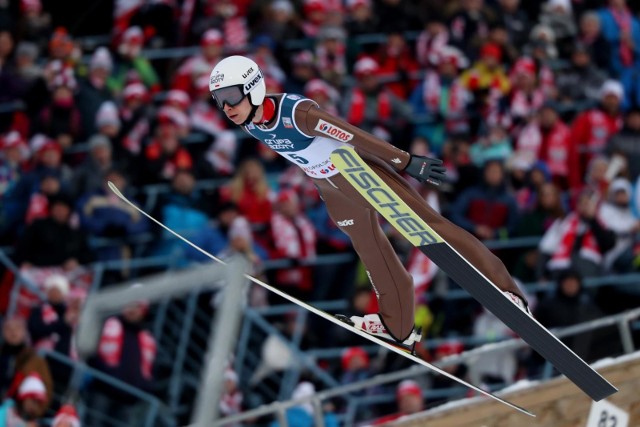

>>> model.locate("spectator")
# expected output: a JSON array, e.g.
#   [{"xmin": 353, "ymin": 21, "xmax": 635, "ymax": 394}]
[
  {"xmin": 27, "ymin": 274, "xmax": 79, "ymax": 389},
  {"xmin": 495, "ymin": 0, "xmax": 530, "ymax": 51},
  {"xmin": 598, "ymin": 0, "xmax": 640, "ymax": 109},
  {"xmin": 140, "ymin": 107, "xmax": 192, "ymax": 184},
  {"xmin": 449, "ymin": 0, "xmax": 496, "ymax": 60},
  {"xmin": 410, "ymin": 46, "xmax": 470, "ymax": 154},
  {"xmin": 539, "ymin": 189, "xmax": 616, "ymax": 278},
  {"xmin": 94, "ymin": 101, "xmax": 122, "ymax": 144},
  {"xmin": 534, "ymin": 270, "xmax": 604, "ymax": 361},
  {"xmin": 0, "ymin": 317, "xmax": 53, "ymax": 406},
  {"xmin": 0, "ymin": 131, "xmax": 30, "ymax": 198},
  {"xmin": 314, "ymin": 26, "xmax": 347, "ymax": 87},
  {"xmin": 507, "ymin": 57, "xmax": 547, "ymax": 127},
  {"xmin": 15, "ymin": 194, "xmax": 93, "ymax": 270},
  {"xmin": 374, "ymin": 32, "xmax": 419, "ymax": 99},
  {"xmin": 345, "ymin": 0, "xmax": 378, "ymax": 38},
  {"xmin": 539, "ymin": 0, "xmax": 577, "ymax": 59},
  {"xmin": 52, "ymin": 404, "xmax": 81, "ymax": 427},
  {"xmin": 344, "ymin": 57, "xmax": 413, "ymax": 148},
  {"xmin": 555, "ymin": 43, "xmax": 608, "ymax": 105},
  {"xmin": 78, "ymin": 169, "xmax": 149, "ymax": 262},
  {"xmin": 250, "ymin": 35, "xmax": 286, "ymax": 86},
  {"xmin": 16, "ymin": 0, "xmax": 52, "ymax": 51},
  {"xmin": 118, "ymin": 82, "xmax": 150, "ymax": 158},
  {"xmin": 75, "ymin": 47, "xmax": 114, "ymax": 139},
  {"xmin": 450, "ymin": 159, "xmax": 519, "ymax": 240},
  {"xmin": 1, "ymin": 137, "xmax": 71, "ymax": 239},
  {"xmin": 415, "ymin": 17, "xmax": 449, "ymax": 68},
  {"xmin": 577, "ymin": 12, "xmax": 611, "ymax": 73},
  {"xmin": 269, "ymin": 381, "xmax": 338, "ymax": 427},
  {"xmin": 261, "ymin": 0, "xmax": 303, "ymax": 45},
  {"xmin": 23, "ymin": 172, "xmax": 63, "ymax": 225},
  {"xmin": 469, "ymin": 124, "xmax": 513, "ymax": 167},
  {"xmin": 0, "ymin": 373, "xmax": 49, "ymax": 424},
  {"xmin": 570, "ymin": 80, "xmax": 624, "ymax": 189},
  {"xmin": 108, "ymin": 26, "xmax": 161, "ymax": 95},
  {"xmin": 219, "ymin": 368, "xmax": 243, "ymax": 421},
  {"xmin": 153, "ymin": 169, "xmax": 211, "ymax": 258},
  {"xmin": 367, "ymin": 379, "xmax": 424, "ymax": 424},
  {"xmin": 69, "ymin": 135, "xmax": 116, "ymax": 199},
  {"xmin": 284, "ymin": 51, "xmax": 317, "ymax": 95},
  {"xmin": 301, "ymin": 0, "xmax": 330, "ymax": 38},
  {"xmin": 607, "ymin": 107, "xmax": 640, "ymax": 181},
  {"xmin": 172, "ymin": 29, "xmax": 224, "ymax": 97},
  {"xmin": 303, "ymin": 79, "xmax": 340, "ymax": 117},
  {"xmin": 459, "ymin": 42, "xmax": 511, "ymax": 96},
  {"xmin": 219, "ymin": 158, "xmax": 273, "ymax": 232},
  {"xmin": 429, "ymin": 340, "xmax": 469, "ymax": 404},
  {"xmin": 515, "ymin": 181, "xmax": 565, "ymax": 237},
  {"xmin": 88, "ymin": 296, "xmax": 156, "ymax": 427},
  {"xmin": 597, "ymin": 178, "xmax": 639, "ymax": 272},
  {"xmin": 515, "ymin": 102, "xmax": 575, "ymax": 191},
  {"xmin": 268, "ymin": 189, "xmax": 316, "ymax": 299},
  {"xmin": 36, "ymin": 73, "xmax": 82, "ymax": 150}
]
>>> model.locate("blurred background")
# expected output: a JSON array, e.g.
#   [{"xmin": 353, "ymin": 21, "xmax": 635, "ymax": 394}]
[{"xmin": 1, "ymin": 0, "xmax": 640, "ymax": 425}]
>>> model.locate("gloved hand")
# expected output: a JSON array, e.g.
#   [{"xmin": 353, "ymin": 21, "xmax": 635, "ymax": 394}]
[{"xmin": 403, "ymin": 155, "xmax": 447, "ymax": 186}]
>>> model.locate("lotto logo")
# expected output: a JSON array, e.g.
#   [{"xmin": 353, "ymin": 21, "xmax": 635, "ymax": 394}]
[
  {"xmin": 210, "ymin": 72, "xmax": 224, "ymax": 85},
  {"xmin": 315, "ymin": 119, "xmax": 354, "ymax": 142},
  {"xmin": 337, "ymin": 219, "xmax": 354, "ymax": 227}
]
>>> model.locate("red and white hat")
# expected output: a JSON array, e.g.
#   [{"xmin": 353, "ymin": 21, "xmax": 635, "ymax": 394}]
[
  {"xmin": 512, "ymin": 57, "xmax": 536, "ymax": 77},
  {"xmin": 354, "ymin": 57, "xmax": 379, "ymax": 77},
  {"xmin": 431, "ymin": 45, "xmax": 468, "ymax": 69},
  {"xmin": 157, "ymin": 105, "xmax": 189, "ymax": 129},
  {"xmin": 18, "ymin": 373, "xmax": 47, "ymax": 402},
  {"xmin": 201, "ymin": 29, "xmax": 224, "ymax": 47},
  {"xmin": 166, "ymin": 89, "xmax": 191, "ymax": 111},
  {"xmin": 0, "ymin": 131, "xmax": 29, "ymax": 159},
  {"xmin": 396, "ymin": 379, "xmax": 422, "ymax": 399},
  {"xmin": 123, "ymin": 82, "xmax": 148, "ymax": 102},
  {"xmin": 53, "ymin": 404, "xmax": 80, "ymax": 427},
  {"xmin": 346, "ymin": 0, "xmax": 370, "ymax": 11},
  {"xmin": 304, "ymin": 78, "xmax": 335, "ymax": 99},
  {"xmin": 341, "ymin": 346, "xmax": 369, "ymax": 371},
  {"xmin": 122, "ymin": 26, "xmax": 144, "ymax": 46}
]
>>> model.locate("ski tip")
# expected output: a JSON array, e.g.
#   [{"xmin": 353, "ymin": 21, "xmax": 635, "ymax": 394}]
[{"xmin": 107, "ymin": 181, "xmax": 124, "ymax": 199}]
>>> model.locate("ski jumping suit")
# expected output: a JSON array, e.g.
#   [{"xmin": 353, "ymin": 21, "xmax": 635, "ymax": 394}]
[{"xmin": 244, "ymin": 93, "xmax": 525, "ymax": 342}]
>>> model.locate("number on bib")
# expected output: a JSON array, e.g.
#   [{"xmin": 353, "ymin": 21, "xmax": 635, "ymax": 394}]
[{"xmin": 289, "ymin": 153, "xmax": 309, "ymax": 165}]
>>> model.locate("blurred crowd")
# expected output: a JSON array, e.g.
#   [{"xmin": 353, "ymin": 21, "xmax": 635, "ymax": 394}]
[{"xmin": 0, "ymin": 0, "xmax": 639, "ymax": 424}]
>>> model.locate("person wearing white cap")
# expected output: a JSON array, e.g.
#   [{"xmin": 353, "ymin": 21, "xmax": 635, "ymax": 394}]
[
  {"xmin": 597, "ymin": 178, "xmax": 639, "ymax": 272},
  {"xmin": 569, "ymin": 79, "xmax": 624, "ymax": 188}
]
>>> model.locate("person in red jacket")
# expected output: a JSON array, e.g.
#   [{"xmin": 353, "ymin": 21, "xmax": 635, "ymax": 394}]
[
  {"xmin": 515, "ymin": 102, "xmax": 577, "ymax": 192},
  {"xmin": 570, "ymin": 80, "xmax": 624, "ymax": 188}
]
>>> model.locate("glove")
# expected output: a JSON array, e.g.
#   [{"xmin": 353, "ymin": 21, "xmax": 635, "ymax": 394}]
[{"xmin": 403, "ymin": 155, "xmax": 447, "ymax": 186}]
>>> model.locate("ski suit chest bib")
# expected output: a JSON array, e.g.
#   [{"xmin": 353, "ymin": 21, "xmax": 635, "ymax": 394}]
[{"xmin": 243, "ymin": 94, "xmax": 352, "ymax": 178}]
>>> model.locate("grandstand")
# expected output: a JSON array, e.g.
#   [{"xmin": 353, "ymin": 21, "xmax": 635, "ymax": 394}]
[{"xmin": 1, "ymin": 0, "xmax": 640, "ymax": 426}]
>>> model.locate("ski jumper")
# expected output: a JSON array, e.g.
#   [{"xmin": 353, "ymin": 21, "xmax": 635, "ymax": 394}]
[{"xmin": 244, "ymin": 93, "xmax": 524, "ymax": 341}]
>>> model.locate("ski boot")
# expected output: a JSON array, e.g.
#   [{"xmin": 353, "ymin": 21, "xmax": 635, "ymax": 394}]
[{"xmin": 335, "ymin": 313, "xmax": 422, "ymax": 355}]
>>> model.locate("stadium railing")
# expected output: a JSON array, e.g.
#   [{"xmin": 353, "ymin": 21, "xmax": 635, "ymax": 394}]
[
  {"xmin": 40, "ymin": 349, "xmax": 175, "ymax": 427},
  {"xmin": 211, "ymin": 306, "xmax": 640, "ymax": 427}
]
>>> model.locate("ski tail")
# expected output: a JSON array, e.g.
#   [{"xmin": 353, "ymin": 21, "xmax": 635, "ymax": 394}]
[{"xmin": 107, "ymin": 182, "xmax": 536, "ymax": 417}]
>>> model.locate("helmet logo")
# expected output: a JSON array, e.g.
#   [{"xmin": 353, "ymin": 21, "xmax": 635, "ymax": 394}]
[
  {"xmin": 242, "ymin": 67, "xmax": 254, "ymax": 79},
  {"xmin": 244, "ymin": 73, "xmax": 262, "ymax": 91},
  {"xmin": 210, "ymin": 72, "xmax": 224, "ymax": 84}
]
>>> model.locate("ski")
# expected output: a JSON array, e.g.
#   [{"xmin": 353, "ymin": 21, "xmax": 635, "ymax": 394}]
[
  {"xmin": 330, "ymin": 146, "xmax": 618, "ymax": 402},
  {"xmin": 107, "ymin": 182, "xmax": 535, "ymax": 417}
]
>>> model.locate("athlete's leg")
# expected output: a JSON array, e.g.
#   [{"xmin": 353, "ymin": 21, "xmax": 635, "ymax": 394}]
[
  {"xmin": 314, "ymin": 178, "xmax": 415, "ymax": 340},
  {"xmin": 364, "ymin": 158, "xmax": 526, "ymax": 300}
]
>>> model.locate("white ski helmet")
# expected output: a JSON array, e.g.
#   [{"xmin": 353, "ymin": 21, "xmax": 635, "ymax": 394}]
[{"xmin": 209, "ymin": 55, "xmax": 266, "ymax": 109}]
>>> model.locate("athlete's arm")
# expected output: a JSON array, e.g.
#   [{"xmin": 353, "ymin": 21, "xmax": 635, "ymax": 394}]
[
  {"xmin": 293, "ymin": 101, "xmax": 446, "ymax": 185},
  {"xmin": 294, "ymin": 100, "xmax": 411, "ymax": 170}
]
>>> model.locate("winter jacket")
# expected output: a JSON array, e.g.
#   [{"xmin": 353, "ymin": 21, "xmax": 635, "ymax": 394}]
[
  {"xmin": 607, "ymin": 128, "xmax": 640, "ymax": 181},
  {"xmin": 14, "ymin": 217, "xmax": 93, "ymax": 267},
  {"xmin": 28, "ymin": 302, "xmax": 73, "ymax": 356},
  {"xmin": 89, "ymin": 316, "xmax": 156, "ymax": 401},
  {"xmin": 555, "ymin": 65, "xmax": 607, "ymax": 103},
  {"xmin": 597, "ymin": 8, "xmax": 640, "ymax": 75},
  {"xmin": 75, "ymin": 77, "xmax": 114, "ymax": 139},
  {"xmin": 450, "ymin": 183, "xmax": 519, "ymax": 238}
]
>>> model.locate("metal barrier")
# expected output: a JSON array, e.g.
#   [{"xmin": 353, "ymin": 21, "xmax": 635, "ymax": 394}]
[
  {"xmin": 211, "ymin": 307, "xmax": 640, "ymax": 427},
  {"xmin": 40, "ymin": 350, "xmax": 173, "ymax": 427}
]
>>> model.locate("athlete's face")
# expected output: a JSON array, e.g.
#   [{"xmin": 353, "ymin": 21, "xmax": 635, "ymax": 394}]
[{"xmin": 223, "ymin": 97, "xmax": 252, "ymax": 125}]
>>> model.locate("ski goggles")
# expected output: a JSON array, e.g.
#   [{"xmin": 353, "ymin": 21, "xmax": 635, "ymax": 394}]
[{"xmin": 211, "ymin": 85, "xmax": 245, "ymax": 109}]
